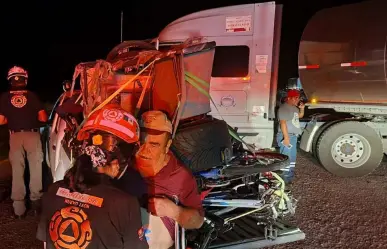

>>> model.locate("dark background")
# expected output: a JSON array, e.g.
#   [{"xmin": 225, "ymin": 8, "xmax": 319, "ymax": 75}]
[{"xmin": 0, "ymin": 0, "xmax": 365, "ymax": 104}]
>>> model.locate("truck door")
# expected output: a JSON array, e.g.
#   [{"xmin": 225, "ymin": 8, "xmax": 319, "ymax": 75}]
[{"xmin": 209, "ymin": 36, "xmax": 252, "ymax": 120}]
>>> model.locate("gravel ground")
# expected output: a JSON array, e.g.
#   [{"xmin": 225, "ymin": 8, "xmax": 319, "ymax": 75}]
[
  {"xmin": 271, "ymin": 153, "xmax": 387, "ymax": 249},
  {"xmin": 1, "ymin": 152, "xmax": 387, "ymax": 249}
]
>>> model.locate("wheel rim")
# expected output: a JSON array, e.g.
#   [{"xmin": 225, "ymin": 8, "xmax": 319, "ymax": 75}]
[{"xmin": 331, "ymin": 133, "xmax": 371, "ymax": 168}]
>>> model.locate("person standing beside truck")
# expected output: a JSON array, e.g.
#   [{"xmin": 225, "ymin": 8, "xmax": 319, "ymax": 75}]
[
  {"xmin": 276, "ymin": 89, "xmax": 305, "ymax": 184},
  {"xmin": 130, "ymin": 110, "xmax": 204, "ymax": 249},
  {"xmin": 0, "ymin": 66, "xmax": 48, "ymax": 219}
]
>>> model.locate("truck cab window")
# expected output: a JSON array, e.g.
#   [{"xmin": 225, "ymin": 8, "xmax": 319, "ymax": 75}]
[{"xmin": 211, "ymin": 46, "xmax": 250, "ymax": 78}]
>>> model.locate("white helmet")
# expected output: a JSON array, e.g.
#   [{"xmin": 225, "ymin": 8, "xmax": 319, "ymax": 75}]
[{"xmin": 7, "ymin": 66, "xmax": 28, "ymax": 80}]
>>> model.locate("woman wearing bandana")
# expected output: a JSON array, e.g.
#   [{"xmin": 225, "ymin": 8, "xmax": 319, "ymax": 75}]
[{"xmin": 36, "ymin": 105, "xmax": 147, "ymax": 249}]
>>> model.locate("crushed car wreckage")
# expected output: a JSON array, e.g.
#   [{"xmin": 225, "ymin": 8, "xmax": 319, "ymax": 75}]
[{"xmin": 43, "ymin": 39, "xmax": 304, "ymax": 249}]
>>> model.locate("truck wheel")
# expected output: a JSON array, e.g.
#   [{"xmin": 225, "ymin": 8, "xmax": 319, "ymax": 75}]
[
  {"xmin": 312, "ymin": 120, "xmax": 343, "ymax": 160},
  {"xmin": 171, "ymin": 118, "xmax": 232, "ymax": 173},
  {"xmin": 316, "ymin": 121, "xmax": 383, "ymax": 177}
]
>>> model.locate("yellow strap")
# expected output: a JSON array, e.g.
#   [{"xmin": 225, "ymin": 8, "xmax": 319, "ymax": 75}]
[
  {"xmin": 184, "ymin": 71, "xmax": 209, "ymax": 88},
  {"xmin": 184, "ymin": 73, "xmax": 289, "ymax": 201},
  {"xmin": 271, "ymin": 171, "xmax": 287, "ymax": 210},
  {"xmin": 184, "ymin": 72, "xmax": 254, "ymax": 153},
  {"xmin": 88, "ymin": 60, "xmax": 157, "ymax": 117},
  {"xmin": 75, "ymin": 59, "xmax": 158, "ymax": 135}
]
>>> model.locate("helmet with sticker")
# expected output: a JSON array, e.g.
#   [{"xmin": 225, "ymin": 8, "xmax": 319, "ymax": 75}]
[
  {"xmin": 7, "ymin": 66, "xmax": 28, "ymax": 80},
  {"xmin": 7, "ymin": 66, "xmax": 28, "ymax": 86},
  {"xmin": 77, "ymin": 104, "xmax": 140, "ymax": 144}
]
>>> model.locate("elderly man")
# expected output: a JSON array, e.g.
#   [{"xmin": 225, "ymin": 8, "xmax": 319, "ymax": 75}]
[{"xmin": 115, "ymin": 110, "xmax": 204, "ymax": 249}]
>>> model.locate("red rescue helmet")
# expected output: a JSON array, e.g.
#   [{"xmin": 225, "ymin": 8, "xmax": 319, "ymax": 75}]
[{"xmin": 77, "ymin": 104, "xmax": 140, "ymax": 144}]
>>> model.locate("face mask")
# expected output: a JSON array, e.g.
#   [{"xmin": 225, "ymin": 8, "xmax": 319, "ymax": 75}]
[{"xmin": 81, "ymin": 145, "xmax": 107, "ymax": 168}]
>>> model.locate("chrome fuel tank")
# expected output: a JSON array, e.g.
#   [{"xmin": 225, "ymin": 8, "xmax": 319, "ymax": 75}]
[{"xmin": 298, "ymin": 0, "xmax": 387, "ymax": 104}]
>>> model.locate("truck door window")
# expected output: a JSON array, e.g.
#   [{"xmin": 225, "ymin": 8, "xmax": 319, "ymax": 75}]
[{"xmin": 211, "ymin": 46, "xmax": 249, "ymax": 78}]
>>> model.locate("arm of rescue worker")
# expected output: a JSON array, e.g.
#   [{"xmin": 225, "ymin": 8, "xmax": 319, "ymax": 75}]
[
  {"xmin": 38, "ymin": 110, "xmax": 48, "ymax": 123},
  {"xmin": 0, "ymin": 115, "xmax": 7, "ymax": 125},
  {"xmin": 0, "ymin": 94, "xmax": 8, "ymax": 125}
]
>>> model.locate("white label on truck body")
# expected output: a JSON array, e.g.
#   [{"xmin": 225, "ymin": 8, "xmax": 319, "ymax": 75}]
[
  {"xmin": 226, "ymin": 15, "xmax": 252, "ymax": 33},
  {"xmin": 256, "ymin": 55, "xmax": 268, "ymax": 73}
]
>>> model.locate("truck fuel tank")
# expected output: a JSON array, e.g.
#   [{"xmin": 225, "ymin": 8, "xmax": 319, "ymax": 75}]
[{"xmin": 298, "ymin": 0, "xmax": 387, "ymax": 104}]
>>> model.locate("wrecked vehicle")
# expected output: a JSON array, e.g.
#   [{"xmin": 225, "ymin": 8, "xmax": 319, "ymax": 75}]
[
  {"xmin": 42, "ymin": 0, "xmax": 387, "ymax": 247},
  {"xmin": 44, "ymin": 42, "xmax": 303, "ymax": 249},
  {"xmin": 44, "ymin": 38, "xmax": 303, "ymax": 248},
  {"xmin": 43, "ymin": 2, "xmax": 310, "ymax": 249},
  {"xmin": 155, "ymin": 0, "xmax": 387, "ymax": 177}
]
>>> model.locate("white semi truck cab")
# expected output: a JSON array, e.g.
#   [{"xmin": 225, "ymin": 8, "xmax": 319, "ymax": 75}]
[
  {"xmin": 157, "ymin": 1, "xmax": 283, "ymax": 150},
  {"xmin": 157, "ymin": 0, "xmax": 387, "ymax": 177}
]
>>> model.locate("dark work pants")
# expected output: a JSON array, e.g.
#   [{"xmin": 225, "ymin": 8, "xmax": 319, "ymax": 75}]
[{"xmin": 9, "ymin": 131, "xmax": 43, "ymax": 215}]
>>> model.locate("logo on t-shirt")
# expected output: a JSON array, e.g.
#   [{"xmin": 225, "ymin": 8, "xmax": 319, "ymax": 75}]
[
  {"xmin": 11, "ymin": 94, "xmax": 27, "ymax": 108},
  {"xmin": 292, "ymin": 112, "xmax": 300, "ymax": 128},
  {"xmin": 49, "ymin": 206, "xmax": 92, "ymax": 249}
]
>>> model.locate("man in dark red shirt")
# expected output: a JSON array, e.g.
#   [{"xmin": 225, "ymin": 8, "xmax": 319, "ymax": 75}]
[{"xmin": 134, "ymin": 110, "xmax": 204, "ymax": 248}]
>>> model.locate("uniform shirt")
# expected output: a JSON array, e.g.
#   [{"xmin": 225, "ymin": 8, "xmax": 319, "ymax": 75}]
[
  {"xmin": 114, "ymin": 152, "xmax": 203, "ymax": 241},
  {"xmin": 114, "ymin": 165, "xmax": 148, "ymax": 198},
  {"xmin": 36, "ymin": 179, "xmax": 147, "ymax": 249},
  {"xmin": 0, "ymin": 89, "xmax": 44, "ymax": 130},
  {"xmin": 277, "ymin": 103, "xmax": 302, "ymax": 135}
]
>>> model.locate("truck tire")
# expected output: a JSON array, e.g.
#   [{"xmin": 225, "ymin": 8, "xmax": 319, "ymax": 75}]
[
  {"xmin": 222, "ymin": 152, "xmax": 289, "ymax": 177},
  {"xmin": 316, "ymin": 121, "xmax": 383, "ymax": 177},
  {"xmin": 312, "ymin": 120, "xmax": 343, "ymax": 160},
  {"xmin": 171, "ymin": 118, "xmax": 232, "ymax": 173}
]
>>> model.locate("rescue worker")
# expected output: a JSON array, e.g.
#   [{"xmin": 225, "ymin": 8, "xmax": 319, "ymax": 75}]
[
  {"xmin": 0, "ymin": 66, "xmax": 48, "ymax": 219},
  {"xmin": 276, "ymin": 89, "xmax": 305, "ymax": 184},
  {"xmin": 74, "ymin": 103, "xmax": 140, "ymax": 180},
  {"xmin": 36, "ymin": 106, "xmax": 147, "ymax": 249},
  {"xmin": 128, "ymin": 110, "xmax": 204, "ymax": 249}
]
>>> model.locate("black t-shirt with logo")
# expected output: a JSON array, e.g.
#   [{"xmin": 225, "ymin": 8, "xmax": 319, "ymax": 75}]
[
  {"xmin": 0, "ymin": 89, "xmax": 44, "ymax": 130},
  {"xmin": 36, "ymin": 180, "xmax": 147, "ymax": 249}
]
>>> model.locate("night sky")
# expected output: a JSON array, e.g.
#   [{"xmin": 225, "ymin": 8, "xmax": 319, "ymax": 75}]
[{"xmin": 1, "ymin": 0, "xmax": 364, "ymax": 103}]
